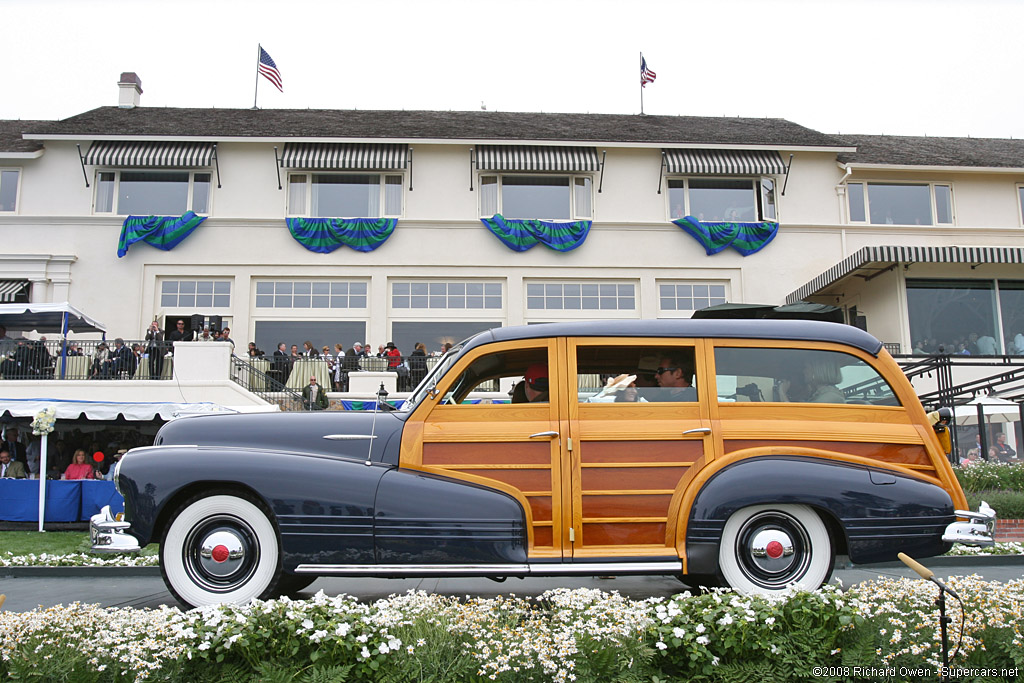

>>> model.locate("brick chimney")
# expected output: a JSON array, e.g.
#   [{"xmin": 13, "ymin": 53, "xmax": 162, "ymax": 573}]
[{"xmin": 117, "ymin": 72, "xmax": 143, "ymax": 108}]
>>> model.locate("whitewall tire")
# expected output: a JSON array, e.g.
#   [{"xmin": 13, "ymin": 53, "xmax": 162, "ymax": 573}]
[
  {"xmin": 161, "ymin": 493, "xmax": 281, "ymax": 608},
  {"xmin": 718, "ymin": 504, "xmax": 833, "ymax": 596}
]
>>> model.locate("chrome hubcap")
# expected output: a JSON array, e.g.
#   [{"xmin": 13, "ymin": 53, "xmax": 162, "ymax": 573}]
[
  {"xmin": 735, "ymin": 510, "xmax": 811, "ymax": 589},
  {"xmin": 199, "ymin": 530, "xmax": 247, "ymax": 578},
  {"xmin": 748, "ymin": 528, "xmax": 795, "ymax": 573}
]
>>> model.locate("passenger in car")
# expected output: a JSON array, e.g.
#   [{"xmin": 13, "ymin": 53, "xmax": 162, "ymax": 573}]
[
  {"xmin": 779, "ymin": 357, "xmax": 844, "ymax": 404},
  {"xmin": 511, "ymin": 364, "xmax": 549, "ymax": 403},
  {"xmin": 650, "ymin": 354, "xmax": 697, "ymax": 402}
]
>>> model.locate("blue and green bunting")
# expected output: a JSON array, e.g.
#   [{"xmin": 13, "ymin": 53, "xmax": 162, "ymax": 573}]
[
  {"xmin": 117, "ymin": 212, "xmax": 207, "ymax": 258},
  {"xmin": 286, "ymin": 217, "xmax": 397, "ymax": 254},
  {"xmin": 673, "ymin": 215, "xmax": 778, "ymax": 256},
  {"xmin": 481, "ymin": 214, "xmax": 591, "ymax": 252}
]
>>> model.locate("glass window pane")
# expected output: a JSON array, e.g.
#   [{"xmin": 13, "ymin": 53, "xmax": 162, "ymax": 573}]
[
  {"xmin": 0, "ymin": 170, "xmax": 18, "ymax": 211},
  {"xmin": 574, "ymin": 177, "xmax": 592, "ymax": 218},
  {"xmin": 935, "ymin": 184, "xmax": 953, "ymax": 224},
  {"xmin": 848, "ymin": 182, "xmax": 866, "ymax": 222},
  {"xmin": 277, "ymin": 282, "xmax": 293, "ymax": 294},
  {"xmin": 118, "ymin": 171, "xmax": 190, "ymax": 215},
  {"xmin": 178, "ymin": 294, "xmax": 195, "ymax": 308},
  {"xmin": 429, "ymin": 283, "xmax": 446, "ymax": 295},
  {"xmin": 714, "ymin": 346, "xmax": 897, "ymax": 405},
  {"xmin": 256, "ymin": 295, "xmax": 273, "ymax": 308},
  {"xmin": 192, "ymin": 173, "xmax": 211, "ymax": 213},
  {"xmin": 480, "ymin": 176, "xmax": 498, "ymax": 216},
  {"xmin": 526, "ymin": 283, "xmax": 543, "ymax": 297},
  {"xmin": 449, "ymin": 283, "xmax": 465, "ymax": 295},
  {"xmin": 214, "ymin": 281, "xmax": 230, "ymax": 294},
  {"xmin": 350, "ymin": 295, "xmax": 366, "ymax": 308},
  {"xmin": 162, "ymin": 281, "xmax": 178, "ymax": 294},
  {"xmin": 256, "ymin": 281, "xmax": 273, "ymax": 295},
  {"xmin": 411, "ymin": 282, "xmax": 428, "ymax": 295},
  {"xmin": 161, "ymin": 294, "xmax": 176, "ymax": 307},
  {"xmin": 393, "ymin": 282, "xmax": 409, "ymax": 295},
  {"xmin": 312, "ymin": 295, "xmax": 329, "ymax": 308},
  {"xmin": 311, "ymin": 174, "xmax": 380, "ymax": 217},
  {"xmin": 667, "ymin": 179, "xmax": 686, "ymax": 219},
  {"xmin": 213, "ymin": 294, "xmax": 230, "ymax": 307},
  {"xmin": 868, "ymin": 183, "xmax": 932, "ymax": 225},
  {"xmin": 393, "ymin": 295, "xmax": 410, "ymax": 308},
  {"xmin": 312, "ymin": 282, "xmax": 330, "ymax": 295},
  {"xmin": 384, "ymin": 175, "xmax": 403, "ymax": 216},
  {"xmin": 196, "ymin": 294, "xmax": 213, "ymax": 307},
  {"xmin": 288, "ymin": 175, "xmax": 307, "ymax": 215},
  {"xmin": 411, "ymin": 295, "xmax": 428, "ymax": 308},
  {"xmin": 295, "ymin": 282, "xmax": 311, "ymax": 295},
  {"xmin": 468, "ymin": 283, "xmax": 484, "ymax": 295},
  {"xmin": 179, "ymin": 281, "xmax": 196, "ymax": 294},
  {"xmin": 275, "ymin": 295, "xmax": 291, "ymax": 307},
  {"xmin": 468, "ymin": 295, "xmax": 484, "ymax": 308},
  {"xmin": 485, "ymin": 296, "xmax": 502, "ymax": 309},
  {"xmin": 429, "ymin": 296, "xmax": 446, "ymax": 308},
  {"xmin": 485, "ymin": 283, "xmax": 501, "ymax": 296},
  {"xmin": 501, "ymin": 176, "xmax": 571, "ymax": 219},
  {"xmin": 95, "ymin": 172, "xmax": 115, "ymax": 213},
  {"xmin": 688, "ymin": 179, "xmax": 756, "ymax": 222},
  {"xmin": 294, "ymin": 295, "xmax": 311, "ymax": 308},
  {"xmin": 527, "ymin": 296, "xmax": 544, "ymax": 309},
  {"xmin": 196, "ymin": 281, "xmax": 214, "ymax": 294},
  {"xmin": 907, "ymin": 280, "xmax": 998, "ymax": 355},
  {"xmin": 1019, "ymin": 187, "xmax": 1024, "ymax": 225},
  {"xmin": 999, "ymin": 281, "xmax": 1024, "ymax": 354},
  {"xmin": 760, "ymin": 178, "xmax": 776, "ymax": 221}
]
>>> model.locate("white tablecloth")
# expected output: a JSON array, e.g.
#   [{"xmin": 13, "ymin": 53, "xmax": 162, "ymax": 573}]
[{"xmin": 286, "ymin": 358, "xmax": 332, "ymax": 390}]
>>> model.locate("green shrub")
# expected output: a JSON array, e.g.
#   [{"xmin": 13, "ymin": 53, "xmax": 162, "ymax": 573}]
[
  {"xmin": 965, "ymin": 490, "xmax": 1024, "ymax": 518},
  {"xmin": 954, "ymin": 462, "xmax": 1024, "ymax": 493}
]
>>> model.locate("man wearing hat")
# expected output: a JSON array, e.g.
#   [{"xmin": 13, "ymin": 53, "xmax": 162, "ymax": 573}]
[
  {"xmin": 511, "ymin": 364, "xmax": 549, "ymax": 403},
  {"xmin": 302, "ymin": 375, "xmax": 329, "ymax": 411},
  {"xmin": 104, "ymin": 449, "xmax": 128, "ymax": 480}
]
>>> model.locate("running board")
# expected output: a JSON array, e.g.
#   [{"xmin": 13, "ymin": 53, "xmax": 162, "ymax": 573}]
[{"xmin": 294, "ymin": 561, "xmax": 682, "ymax": 576}]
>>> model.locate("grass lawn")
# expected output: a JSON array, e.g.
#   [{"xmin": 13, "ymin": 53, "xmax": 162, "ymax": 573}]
[{"xmin": 0, "ymin": 531, "xmax": 158, "ymax": 557}]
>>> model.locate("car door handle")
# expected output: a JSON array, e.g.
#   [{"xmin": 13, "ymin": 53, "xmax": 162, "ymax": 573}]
[
  {"xmin": 682, "ymin": 428, "xmax": 712, "ymax": 436},
  {"xmin": 529, "ymin": 431, "xmax": 559, "ymax": 439}
]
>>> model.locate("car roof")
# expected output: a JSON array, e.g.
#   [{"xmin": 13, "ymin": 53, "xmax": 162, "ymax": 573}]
[{"xmin": 460, "ymin": 319, "xmax": 884, "ymax": 356}]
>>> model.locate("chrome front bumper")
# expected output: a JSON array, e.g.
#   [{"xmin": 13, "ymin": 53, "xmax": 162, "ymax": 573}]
[
  {"xmin": 942, "ymin": 500, "xmax": 996, "ymax": 546},
  {"xmin": 90, "ymin": 505, "xmax": 141, "ymax": 553}
]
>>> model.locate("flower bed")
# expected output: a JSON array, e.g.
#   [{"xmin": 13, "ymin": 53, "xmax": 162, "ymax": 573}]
[{"xmin": 1, "ymin": 581, "xmax": 1021, "ymax": 682}]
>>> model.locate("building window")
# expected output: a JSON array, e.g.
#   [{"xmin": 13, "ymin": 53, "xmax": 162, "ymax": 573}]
[
  {"xmin": 479, "ymin": 175, "xmax": 593, "ymax": 220},
  {"xmin": 161, "ymin": 280, "xmax": 231, "ymax": 308},
  {"xmin": 846, "ymin": 182, "xmax": 953, "ymax": 225},
  {"xmin": 0, "ymin": 169, "xmax": 19, "ymax": 212},
  {"xmin": 526, "ymin": 282, "xmax": 635, "ymax": 311},
  {"xmin": 392, "ymin": 281, "xmax": 502, "ymax": 310},
  {"xmin": 667, "ymin": 178, "xmax": 776, "ymax": 222},
  {"xmin": 659, "ymin": 282, "xmax": 727, "ymax": 313},
  {"xmin": 94, "ymin": 171, "xmax": 211, "ymax": 215},
  {"xmin": 255, "ymin": 280, "xmax": 368, "ymax": 309},
  {"xmin": 288, "ymin": 173, "xmax": 403, "ymax": 218},
  {"xmin": 1018, "ymin": 186, "xmax": 1024, "ymax": 226},
  {"xmin": 905, "ymin": 279, "xmax": 1024, "ymax": 355}
]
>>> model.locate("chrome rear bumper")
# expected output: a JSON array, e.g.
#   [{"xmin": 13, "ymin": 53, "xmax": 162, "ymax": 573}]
[
  {"xmin": 90, "ymin": 505, "xmax": 141, "ymax": 553},
  {"xmin": 942, "ymin": 500, "xmax": 996, "ymax": 546}
]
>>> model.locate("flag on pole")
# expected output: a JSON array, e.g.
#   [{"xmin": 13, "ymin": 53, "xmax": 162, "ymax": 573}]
[
  {"xmin": 258, "ymin": 46, "xmax": 283, "ymax": 92},
  {"xmin": 640, "ymin": 55, "xmax": 656, "ymax": 87}
]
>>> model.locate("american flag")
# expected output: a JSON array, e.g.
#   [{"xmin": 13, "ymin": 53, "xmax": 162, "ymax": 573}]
[
  {"xmin": 258, "ymin": 46, "xmax": 283, "ymax": 92},
  {"xmin": 640, "ymin": 55, "xmax": 656, "ymax": 87}
]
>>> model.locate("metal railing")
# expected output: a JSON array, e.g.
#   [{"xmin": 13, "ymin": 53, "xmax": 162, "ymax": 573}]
[
  {"xmin": 230, "ymin": 356, "xmax": 308, "ymax": 411},
  {"xmin": 0, "ymin": 338, "xmax": 176, "ymax": 380}
]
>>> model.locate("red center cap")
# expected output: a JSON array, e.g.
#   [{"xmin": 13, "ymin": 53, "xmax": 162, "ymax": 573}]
[
  {"xmin": 765, "ymin": 540, "xmax": 784, "ymax": 559},
  {"xmin": 211, "ymin": 545, "xmax": 230, "ymax": 563}
]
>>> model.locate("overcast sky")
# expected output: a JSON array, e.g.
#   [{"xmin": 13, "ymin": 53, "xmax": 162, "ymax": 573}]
[{"xmin": 3, "ymin": 0, "xmax": 1022, "ymax": 139}]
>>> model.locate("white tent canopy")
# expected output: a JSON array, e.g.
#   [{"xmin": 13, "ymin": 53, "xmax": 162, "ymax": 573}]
[
  {"xmin": 0, "ymin": 302, "xmax": 106, "ymax": 335},
  {"xmin": 953, "ymin": 396, "xmax": 1022, "ymax": 425},
  {"xmin": 0, "ymin": 398, "xmax": 236, "ymax": 421}
]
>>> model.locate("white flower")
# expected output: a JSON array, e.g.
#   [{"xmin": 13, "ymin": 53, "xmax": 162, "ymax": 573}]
[
  {"xmin": 672, "ymin": 627, "xmax": 685, "ymax": 638},
  {"xmin": 696, "ymin": 635, "xmax": 710, "ymax": 646},
  {"xmin": 695, "ymin": 623, "xmax": 706, "ymax": 634},
  {"xmin": 717, "ymin": 614, "xmax": 733, "ymax": 626},
  {"xmin": 360, "ymin": 646, "xmax": 371, "ymax": 659},
  {"xmin": 655, "ymin": 641, "xmax": 667, "ymax": 650}
]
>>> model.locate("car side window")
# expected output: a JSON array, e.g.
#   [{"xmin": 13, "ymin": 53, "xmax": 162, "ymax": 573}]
[
  {"xmin": 575, "ymin": 345, "xmax": 698, "ymax": 403},
  {"xmin": 714, "ymin": 346, "xmax": 899, "ymax": 406},
  {"xmin": 442, "ymin": 347, "xmax": 549, "ymax": 405}
]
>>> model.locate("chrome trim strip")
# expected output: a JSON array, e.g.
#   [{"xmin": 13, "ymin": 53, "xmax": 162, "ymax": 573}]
[
  {"xmin": 294, "ymin": 561, "xmax": 682, "ymax": 575},
  {"xmin": 323, "ymin": 434, "xmax": 378, "ymax": 440}
]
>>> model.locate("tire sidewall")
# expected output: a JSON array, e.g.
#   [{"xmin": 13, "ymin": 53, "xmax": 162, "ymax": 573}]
[
  {"xmin": 718, "ymin": 503, "xmax": 832, "ymax": 596},
  {"xmin": 161, "ymin": 493, "xmax": 280, "ymax": 608}
]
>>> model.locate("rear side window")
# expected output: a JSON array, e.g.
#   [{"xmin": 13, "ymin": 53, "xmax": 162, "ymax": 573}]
[{"xmin": 714, "ymin": 347, "xmax": 899, "ymax": 406}]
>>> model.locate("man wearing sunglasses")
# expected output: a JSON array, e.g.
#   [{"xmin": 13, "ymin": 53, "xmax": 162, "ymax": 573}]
[{"xmin": 651, "ymin": 354, "xmax": 697, "ymax": 402}]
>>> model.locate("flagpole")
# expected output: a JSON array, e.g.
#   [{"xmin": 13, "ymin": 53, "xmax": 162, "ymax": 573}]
[
  {"xmin": 253, "ymin": 44, "xmax": 261, "ymax": 109},
  {"xmin": 639, "ymin": 52, "xmax": 644, "ymax": 115}
]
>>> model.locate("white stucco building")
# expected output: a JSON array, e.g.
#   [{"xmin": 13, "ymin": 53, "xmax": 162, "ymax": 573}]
[{"xmin": 2, "ymin": 73, "xmax": 1023, "ymax": 363}]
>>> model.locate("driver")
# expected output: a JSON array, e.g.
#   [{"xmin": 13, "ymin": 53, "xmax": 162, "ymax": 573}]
[{"xmin": 511, "ymin": 364, "xmax": 549, "ymax": 403}]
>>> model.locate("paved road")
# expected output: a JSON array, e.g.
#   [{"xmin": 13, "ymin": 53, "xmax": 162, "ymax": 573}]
[{"xmin": 3, "ymin": 559, "xmax": 1022, "ymax": 613}]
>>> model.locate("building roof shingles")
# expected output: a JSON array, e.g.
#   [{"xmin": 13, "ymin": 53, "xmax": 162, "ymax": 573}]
[
  {"xmin": 837, "ymin": 134, "xmax": 1024, "ymax": 168},
  {"xmin": 0, "ymin": 120, "xmax": 47, "ymax": 154},
  {"xmin": 20, "ymin": 106, "xmax": 846, "ymax": 148}
]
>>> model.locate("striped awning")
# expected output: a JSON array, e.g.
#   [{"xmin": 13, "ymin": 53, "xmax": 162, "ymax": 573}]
[
  {"xmin": 663, "ymin": 149, "xmax": 787, "ymax": 175},
  {"xmin": 83, "ymin": 141, "xmax": 215, "ymax": 167},
  {"xmin": 280, "ymin": 143, "xmax": 409, "ymax": 170},
  {"xmin": 787, "ymin": 245, "xmax": 1024, "ymax": 304},
  {"xmin": 0, "ymin": 280, "xmax": 29, "ymax": 303},
  {"xmin": 476, "ymin": 145, "xmax": 600, "ymax": 172}
]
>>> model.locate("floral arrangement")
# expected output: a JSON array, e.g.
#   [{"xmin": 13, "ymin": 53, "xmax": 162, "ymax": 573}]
[
  {"xmin": 1, "ymin": 582, "xmax": 1021, "ymax": 682},
  {"xmin": 30, "ymin": 406, "xmax": 56, "ymax": 436}
]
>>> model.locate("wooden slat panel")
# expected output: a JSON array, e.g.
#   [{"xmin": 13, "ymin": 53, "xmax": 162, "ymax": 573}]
[
  {"xmin": 723, "ymin": 440, "xmax": 932, "ymax": 467},
  {"xmin": 449, "ymin": 468, "xmax": 553, "ymax": 491},
  {"xmin": 423, "ymin": 441, "xmax": 553, "ymax": 466},
  {"xmin": 582, "ymin": 494, "xmax": 673, "ymax": 519},
  {"xmin": 581, "ymin": 467, "xmax": 688, "ymax": 491},
  {"xmin": 580, "ymin": 440, "xmax": 703, "ymax": 464},
  {"xmin": 582, "ymin": 522, "xmax": 667, "ymax": 546},
  {"xmin": 533, "ymin": 527, "xmax": 553, "ymax": 548},
  {"xmin": 528, "ymin": 496, "xmax": 553, "ymax": 522}
]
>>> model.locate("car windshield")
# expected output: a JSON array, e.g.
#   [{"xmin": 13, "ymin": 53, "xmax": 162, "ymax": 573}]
[{"xmin": 402, "ymin": 345, "xmax": 462, "ymax": 410}]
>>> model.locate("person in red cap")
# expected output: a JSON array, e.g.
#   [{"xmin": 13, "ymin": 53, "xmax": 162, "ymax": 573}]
[{"xmin": 512, "ymin": 364, "xmax": 549, "ymax": 403}]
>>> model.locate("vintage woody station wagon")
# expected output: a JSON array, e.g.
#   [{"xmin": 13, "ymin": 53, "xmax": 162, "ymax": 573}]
[{"xmin": 92, "ymin": 319, "xmax": 995, "ymax": 607}]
